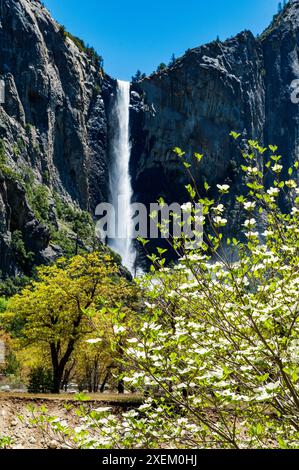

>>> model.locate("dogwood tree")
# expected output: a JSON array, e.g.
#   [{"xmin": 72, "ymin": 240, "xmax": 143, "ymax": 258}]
[{"xmin": 33, "ymin": 138, "xmax": 299, "ymax": 448}]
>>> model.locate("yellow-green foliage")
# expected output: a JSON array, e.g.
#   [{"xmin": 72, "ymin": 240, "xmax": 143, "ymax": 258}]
[{"xmin": 3, "ymin": 252, "xmax": 138, "ymax": 392}]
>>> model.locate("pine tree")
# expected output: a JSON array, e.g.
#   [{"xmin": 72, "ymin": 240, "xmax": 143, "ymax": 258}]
[
  {"xmin": 169, "ymin": 53, "xmax": 176, "ymax": 67},
  {"xmin": 132, "ymin": 70, "xmax": 142, "ymax": 83},
  {"xmin": 132, "ymin": 70, "xmax": 146, "ymax": 83},
  {"xmin": 157, "ymin": 63, "xmax": 167, "ymax": 72}
]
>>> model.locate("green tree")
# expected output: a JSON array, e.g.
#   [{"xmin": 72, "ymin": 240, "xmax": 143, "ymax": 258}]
[
  {"xmin": 156, "ymin": 63, "xmax": 167, "ymax": 72},
  {"xmin": 169, "ymin": 53, "xmax": 176, "ymax": 67},
  {"xmin": 4, "ymin": 252, "xmax": 135, "ymax": 393},
  {"xmin": 28, "ymin": 366, "xmax": 54, "ymax": 394},
  {"xmin": 72, "ymin": 210, "xmax": 94, "ymax": 255},
  {"xmin": 11, "ymin": 231, "xmax": 34, "ymax": 271},
  {"xmin": 131, "ymin": 70, "xmax": 146, "ymax": 83}
]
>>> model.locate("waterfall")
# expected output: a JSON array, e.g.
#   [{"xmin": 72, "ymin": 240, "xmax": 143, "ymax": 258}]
[{"xmin": 108, "ymin": 80, "xmax": 136, "ymax": 275}]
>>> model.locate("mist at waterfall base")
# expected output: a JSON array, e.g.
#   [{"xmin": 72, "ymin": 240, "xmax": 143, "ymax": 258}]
[{"xmin": 108, "ymin": 80, "xmax": 136, "ymax": 275}]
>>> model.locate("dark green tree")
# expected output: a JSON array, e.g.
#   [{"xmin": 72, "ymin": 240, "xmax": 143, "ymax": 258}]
[
  {"xmin": 169, "ymin": 53, "xmax": 176, "ymax": 67},
  {"xmin": 132, "ymin": 70, "xmax": 146, "ymax": 83},
  {"xmin": 28, "ymin": 366, "xmax": 54, "ymax": 394},
  {"xmin": 157, "ymin": 63, "xmax": 167, "ymax": 72}
]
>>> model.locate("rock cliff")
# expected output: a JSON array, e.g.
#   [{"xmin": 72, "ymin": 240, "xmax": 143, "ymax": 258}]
[
  {"xmin": 130, "ymin": 1, "xmax": 299, "ymax": 208},
  {"xmin": 0, "ymin": 0, "xmax": 298, "ymax": 277},
  {"xmin": 0, "ymin": 0, "xmax": 115, "ymax": 276}
]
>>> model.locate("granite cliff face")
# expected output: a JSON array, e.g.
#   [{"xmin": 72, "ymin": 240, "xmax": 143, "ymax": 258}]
[
  {"xmin": 262, "ymin": 2, "xmax": 299, "ymax": 169},
  {"xmin": 0, "ymin": 0, "xmax": 298, "ymax": 277},
  {"xmin": 0, "ymin": 0, "xmax": 115, "ymax": 276},
  {"xmin": 130, "ymin": 2, "xmax": 299, "ymax": 207}
]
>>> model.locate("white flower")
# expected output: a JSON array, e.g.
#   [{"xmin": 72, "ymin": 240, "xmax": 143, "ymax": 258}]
[
  {"xmin": 212, "ymin": 204, "xmax": 224, "ymax": 214},
  {"xmin": 265, "ymin": 382, "xmax": 280, "ymax": 393},
  {"xmin": 86, "ymin": 338, "xmax": 101, "ymax": 344},
  {"xmin": 244, "ymin": 201, "xmax": 256, "ymax": 210},
  {"xmin": 113, "ymin": 325, "xmax": 126, "ymax": 334},
  {"xmin": 176, "ymin": 383, "xmax": 188, "ymax": 389},
  {"xmin": 93, "ymin": 407, "xmax": 112, "ymax": 413},
  {"xmin": 243, "ymin": 218, "xmax": 256, "ymax": 228},
  {"xmin": 74, "ymin": 425, "xmax": 86, "ymax": 433},
  {"xmin": 247, "ymin": 167, "xmax": 259, "ymax": 175},
  {"xmin": 262, "ymin": 230, "xmax": 274, "ymax": 237},
  {"xmin": 177, "ymin": 417, "xmax": 189, "ymax": 425},
  {"xmin": 194, "ymin": 348, "xmax": 210, "ymax": 355},
  {"xmin": 272, "ymin": 164, "xmax": 283, "ymax": 173},
  {"xmin": 144, "ymin": 301, "xmax": 155, "ymax": 309},
  {"xmin": 245, "ymin": 231, "xmax": 259, "ymax": 238},
  {"xmin": 188, "ymin": 254, "xmax": 207, "ymax": 262},
  {"xmin": 181, "ymin": 202, "xmax": 192, "ymax": 212},
  {"xmin": 213, "ymin": 216, "xmax": 227, "ymax": 227},
  {"xmin": 217, "ymin": 184, "xmax": 230, "ymax": 193},
  {"xmin": 267, "ymin": 187, "xmax": 280, "ymax": 197},
  {"xmin": 285, "ymin": 180, "xmax": 297, "ymax": 189},
  {"xmin": 123, "ymin": 377, "xmax": 134, "ymax": 383},
  {"xmin": 291, "ymin": 207, "xmax": 299, "ymax": 215},
  {"xmin": 138, "ymin": 403, "xmax": 152, "ymax": 411},
  {"xmin": 127, "ymin": 338, "xmax": 139, "ymax": 344}
]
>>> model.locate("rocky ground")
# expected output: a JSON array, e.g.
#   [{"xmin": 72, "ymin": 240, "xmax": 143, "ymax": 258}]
[{"xmin": 0, "ymin": 393, "xmax": 142, "ymax": 449}]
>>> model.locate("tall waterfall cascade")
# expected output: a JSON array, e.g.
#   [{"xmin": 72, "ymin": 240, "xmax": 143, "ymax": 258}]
[{"xmin": 108, "ymin": 80, "xmax": 136, "ymax": 275}]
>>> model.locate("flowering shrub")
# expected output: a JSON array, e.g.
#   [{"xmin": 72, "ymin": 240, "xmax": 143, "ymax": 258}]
[{"xmin": 34, "ymin": 138, "xmax": 299, "ymax": 449}]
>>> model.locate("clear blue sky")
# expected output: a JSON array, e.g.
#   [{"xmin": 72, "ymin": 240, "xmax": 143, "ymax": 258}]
[{"xmin": 43, "ymin": 0, "xmax": 280, "ymax": 80}]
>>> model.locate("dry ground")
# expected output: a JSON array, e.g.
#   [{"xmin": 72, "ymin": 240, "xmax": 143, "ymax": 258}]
[{"xmin": 0, "ymin": 393, "xmax": 143, "ymax": 449}]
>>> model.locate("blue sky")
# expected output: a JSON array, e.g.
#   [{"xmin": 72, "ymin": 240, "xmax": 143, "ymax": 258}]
[{"xmin": 43, "ymin": 0, "xmax": 280, "ymax": 80}]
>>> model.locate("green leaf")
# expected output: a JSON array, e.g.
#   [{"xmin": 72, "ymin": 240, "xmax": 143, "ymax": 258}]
[
  {"xmin": 204, "ymin": 181, "xmax": 210, "ymax": 192},
  {"xmin": 173, "ymin": 147, "xmax": 185, "ymax": 158},
  {"xmin": 230, "ymin": 131, "xmax": 241, "ymax": 140},
  {"xmin": 269, "ymin": 145, "xmax": 278, "ymax": 153},
  {"xmin": 137, "ymin": 236, "xmax": 149, "ymax": 246},
  {"xmin": 194, "ymin": 153, "xmax": 204, "ymax": 162},
  {"xmin": 185, "ymin": 184, "xmax": 196, "ymax": 199}
]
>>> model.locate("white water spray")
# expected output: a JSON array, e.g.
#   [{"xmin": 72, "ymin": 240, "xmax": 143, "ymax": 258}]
[{"xmin": 108, "ymin": 80, "xmax": 136, "ymax": 275}]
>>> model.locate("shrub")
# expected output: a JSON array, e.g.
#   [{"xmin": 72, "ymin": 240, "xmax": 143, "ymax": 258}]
[
  {"xmin": 25, "ymin": 184, "xmax": 50, "ymax": 223},
  {"xmin": 0, "ymin": 435, "xmax": 13, "ymax": 449},
  {"xmin": 28, "ymin": 366, "xmax": 54, "ymax": 394},
  {"xmin": 0, "ymin": 139, "xmax": 6, "ymax": 164},
  {"xmin": 0, "ymin": 276, "xmax": 31, "ymax": 297},
  {"xmin": 59, "ymin": 27, "xmax": 104, "ymax": 69},
  {"xmin": 3, "ymin": 351, "xmax": 20, "ymax": 376},
  {"xmin": 0, "ymin": 297, "xmax": 7, "ymax": 312},
  {"xmin": 11, "ymin": 230, "xmax": 34, "ymax": 269}
]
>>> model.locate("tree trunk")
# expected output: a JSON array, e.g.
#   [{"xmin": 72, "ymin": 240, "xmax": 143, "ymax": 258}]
[
  {"xmin": 100, "ymin": 371, "xmax": 110, "ymax": 393},
  {"xmin": 93, "ymin": 358, "xmax": 99, "ymax": 393},
  {"xmin": 118, "ymin": 379, "xmax": 124, "ymax": 394},
  {"xmin": 52, "ymin": 368, "xmax": 64, "ymax": 394},
  {"xmin": 50, "ymin": 341, "xmax": 75, "ymax": 394}
]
